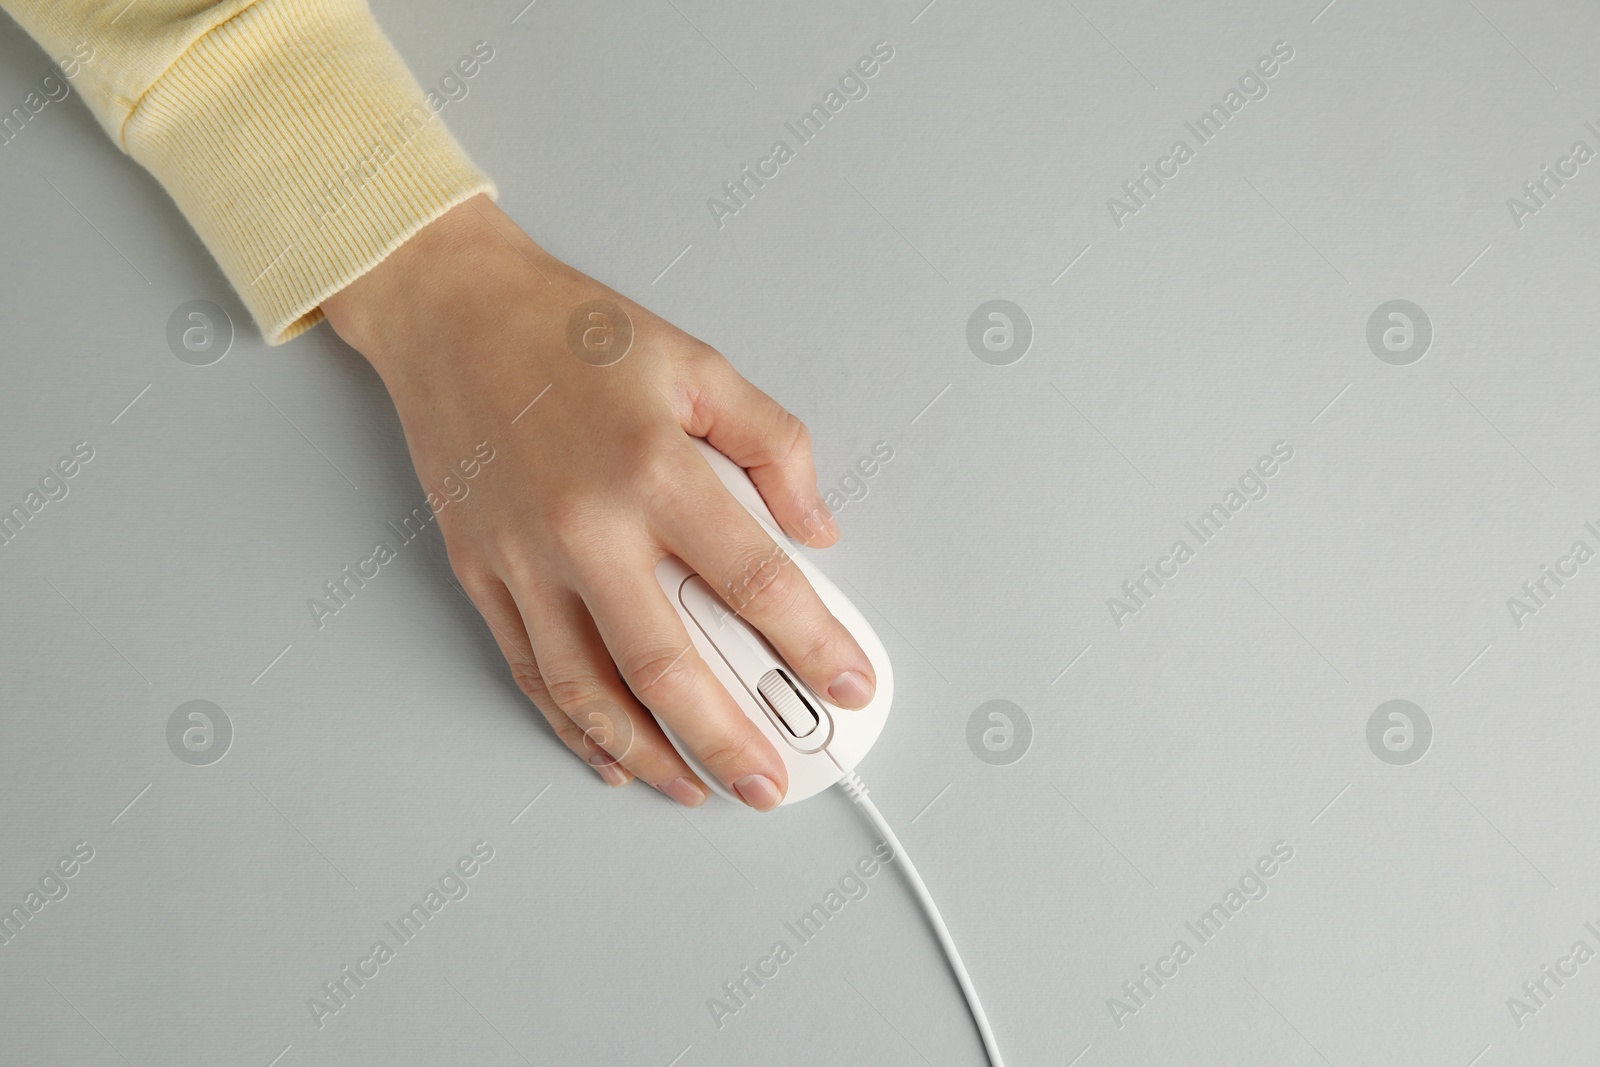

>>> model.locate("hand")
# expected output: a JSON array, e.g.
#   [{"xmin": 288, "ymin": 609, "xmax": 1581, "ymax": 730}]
[{"xmin": 321, "ymin": 195, "xmax": 877, "ymax": 810}]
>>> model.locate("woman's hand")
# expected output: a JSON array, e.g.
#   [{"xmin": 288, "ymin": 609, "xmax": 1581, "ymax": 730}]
[{"xmin": 321, "ymin": 195, "xmax": 876, "ymax": 810}]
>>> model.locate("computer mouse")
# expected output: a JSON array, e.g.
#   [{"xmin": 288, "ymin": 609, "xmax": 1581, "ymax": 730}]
[{"xmin": 651, "ymin": 438, "xmax": 894, "ymax": 806}]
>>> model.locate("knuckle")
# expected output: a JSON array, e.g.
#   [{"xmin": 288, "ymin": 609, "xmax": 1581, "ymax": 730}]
[
  {"xmin": 546, "ymin": 714, "xmax": 590, "ymax": 752},
  {"xmin": 445, "ymin": 545, "xmax": 493, "ymax": 588},
  {"xmin": 697, "ymin": 730, "xmax": 764, "ymax": 777},
  {"xmin": 632, "ymin": 444, "xmax": 697, "ymax": 516},
  {"xmin": 506, "ymin": 501, "xmax": 611, "ymax": 574},
  {"xmin": 544, "ymin": 671, "xmax": 608, "ymax": 716},
  {"xmin": 731, "ymin": 550, "xmax": 799, "ymax": 615},
  {"xmin": 620, "ymin": 644, "xmax": 696, "ymax": 702},
  {"xmin": 508, "ymin": 659, "xmax": 551, "ymax": 704},
  {"xmin": 530, "ymin": 490, "xmax": 579, "ymax": 534},
  {"xmin": 633, "ymin": 442, "xmax": 690, "ymax": 496},
  {"xmin": 488, "ymin": 537, "xmax": 547, "ymax": 592},
  {"xmin": 758, "ymin": 409, "xmax": 812, "ymax": 467},
  {"xmin": 535, "ymin": 493, "xmax": 607, "ymax": 554},
  {"xmin": 778, "ymin": 411, "xmax": 811, "ymax": 461},
  {"xmin": 611, "ymin": 735, "xmax": 673, "ymax": 777},
  {"xmin": 682, "ymin": 378, "xmax": 717, "ymax": 437},
  {"xmin": 678, "ymin": 336, "xmax": 724, "ymax": 366},
  {"xmin": 796, "ymin": 627, "xmax": 838, "ymax": 670}
]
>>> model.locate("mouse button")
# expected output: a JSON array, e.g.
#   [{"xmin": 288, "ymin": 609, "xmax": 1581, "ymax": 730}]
[
  {"xmin": 756, "ymin": 669, "xmax": 818, "ymax": 738},
  {"xmin": 678, "ymin": 576, "xmax": 769, "ymax": 661}
]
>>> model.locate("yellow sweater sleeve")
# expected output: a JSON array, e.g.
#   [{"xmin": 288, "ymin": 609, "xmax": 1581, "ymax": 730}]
[{"xmin": 1, "ymin": 0, "xmax": 496, "ymax": 343}]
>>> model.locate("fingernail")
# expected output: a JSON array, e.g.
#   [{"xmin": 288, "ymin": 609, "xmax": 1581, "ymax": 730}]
[
  {"xmin": 828, "ymin": 670, "xmax": 874, "ymax": 709},
  {"xmin": 732, "ymin": 774, "xmax": 782, "ymax": 811},
  {"xmin": 589, "ymin": 753, "xmax": 628, "ymax": 787},
  {"xmin": 798, "ymin": 495, "xmax": 836, "ymax": 545},
  {"xmin": 657, "ymin": 777, "xmax": 707, "ymax": 807},
  {"xmin": 815, "ymin": 497, "xmax": 838, "ymax": 535}
]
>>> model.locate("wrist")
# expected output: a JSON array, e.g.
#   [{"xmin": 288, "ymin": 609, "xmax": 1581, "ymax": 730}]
[{"xmin": 321, "ymin": 195, "xmax": 549, "ymax": 373}]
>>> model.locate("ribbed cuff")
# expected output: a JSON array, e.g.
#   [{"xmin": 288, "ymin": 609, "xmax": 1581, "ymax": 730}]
[{"xmin": 122, "ymin": 0, "xmax": 496, "ymax": 344}]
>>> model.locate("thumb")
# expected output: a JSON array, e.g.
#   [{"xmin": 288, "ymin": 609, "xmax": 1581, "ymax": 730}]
[{"xmin": 681, "ymin": 351, "xmax": 839, "ymax": 547}]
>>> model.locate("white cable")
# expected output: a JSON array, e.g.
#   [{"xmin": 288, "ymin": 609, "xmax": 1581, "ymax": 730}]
[{"xmin": 838, "ymin": 770, "xmax": 1005, "ymax": 1067}]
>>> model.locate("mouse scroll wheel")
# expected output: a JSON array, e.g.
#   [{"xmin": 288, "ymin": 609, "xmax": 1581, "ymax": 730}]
[{"xmin": 757, "ymin": 670, "xmax": 819, "ymax": 738}]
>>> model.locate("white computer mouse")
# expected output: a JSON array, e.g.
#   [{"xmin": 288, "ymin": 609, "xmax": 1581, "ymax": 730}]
[{"xmin": 651, "ymin": 438, "xmax": 894, "ymax": 806}]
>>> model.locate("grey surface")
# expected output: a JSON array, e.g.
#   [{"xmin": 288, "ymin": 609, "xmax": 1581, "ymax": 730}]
[{"xmin": 2, "ymin": 0, "xmax": 1598, "ymax": 1064}]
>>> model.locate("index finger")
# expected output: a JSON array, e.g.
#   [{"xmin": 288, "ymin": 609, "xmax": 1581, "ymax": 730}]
[{"xmin": 657, "ymin": 463, "xmax": 876, "ymax": 711}]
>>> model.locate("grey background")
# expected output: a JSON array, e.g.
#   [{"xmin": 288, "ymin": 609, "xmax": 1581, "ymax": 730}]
[{"xmin": 1, "ymin": 0, "xmax": 1596, "ymax": 1063}]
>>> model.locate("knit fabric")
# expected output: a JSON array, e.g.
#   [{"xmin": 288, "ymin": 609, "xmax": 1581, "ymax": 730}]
[{"xmin": 1, "ymin": 0, "xmax": 496, "ymax": 343}]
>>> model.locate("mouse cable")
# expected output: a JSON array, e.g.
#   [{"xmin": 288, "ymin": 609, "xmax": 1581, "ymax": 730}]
[{"xmin": 837, "ymin": 770, "xmax": 1005, "ymax": 1067}]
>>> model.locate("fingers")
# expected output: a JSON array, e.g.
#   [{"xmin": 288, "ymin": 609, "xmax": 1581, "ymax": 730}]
[
  {"xmin": 507, "ymin": 580, "xmax": 711, "ymax": 808},
  {"xmin": 680, "ymin": 352, "xmax": 838, "ymax": 547},
  {"xmin": 455, "ymin": 574, "xmax": 635, "ymax": 788},
  {"xmin": 571, "ymin": 543, "xmax": 792, "ymax": 811},
  {"xmin": 656, "ymin": 461, "xmax": 877, "ymax": 711}
]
